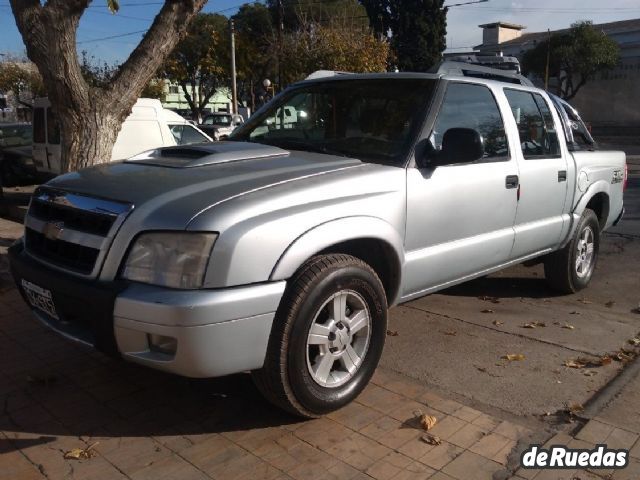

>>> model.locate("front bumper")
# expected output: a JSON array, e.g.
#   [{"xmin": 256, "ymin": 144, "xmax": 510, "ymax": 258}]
[{"xmin": 9, "ymin": 241, "xmax": 286, "ymax": 378}]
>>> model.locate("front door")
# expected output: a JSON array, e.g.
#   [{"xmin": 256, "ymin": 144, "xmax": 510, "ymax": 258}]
[
  {"xmin": 502, "ymin": 88, "xmax": 569, "ymax": 258},
  {"xmin": 403, "ymin": 82, "xmax": 519, "ymax": 300}
]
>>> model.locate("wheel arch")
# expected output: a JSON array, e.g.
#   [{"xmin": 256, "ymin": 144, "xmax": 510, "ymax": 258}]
[{"xmin": 270, "ymin": 217, "xmax": 404, "ymax": 306}]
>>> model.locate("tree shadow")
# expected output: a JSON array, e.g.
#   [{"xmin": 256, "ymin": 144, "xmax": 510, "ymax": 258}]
[{"xmin": 0, "ymin": 321, "xmax": 304, "ymax": 451}]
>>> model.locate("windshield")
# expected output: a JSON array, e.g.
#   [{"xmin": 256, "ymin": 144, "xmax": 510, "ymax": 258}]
[
  {"xmin": 232, "ymin": 79, "xmax": 436, "ymax": 165},
  {"xmin": 204, "ymin": 114, "xmax": 232, "ymax": 126},
  {"xmin": 0, "ymin": 124, "xmax": 32, "ymax": 148}
]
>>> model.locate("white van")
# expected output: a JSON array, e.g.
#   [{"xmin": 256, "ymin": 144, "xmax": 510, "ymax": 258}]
[{"xmin": 32, "ymin": 98, "xmax": 212, "ymax": 175}]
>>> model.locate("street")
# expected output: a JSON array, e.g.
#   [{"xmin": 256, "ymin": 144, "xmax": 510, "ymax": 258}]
[{"xmin": 384, "ymin": 176, "xmax": 640, "ymax": 420}]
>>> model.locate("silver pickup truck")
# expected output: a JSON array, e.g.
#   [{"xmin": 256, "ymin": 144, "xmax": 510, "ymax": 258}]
[{"xmin": 9, "ymin": 64, "xmax": 626, "ymax": 417}]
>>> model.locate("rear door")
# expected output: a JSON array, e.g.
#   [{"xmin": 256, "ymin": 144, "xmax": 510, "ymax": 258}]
[
  {"xmin": 503, "ymin": 88, "xmax": 569, "ymax": 258},
  {"xmin": 403, "ymin": 81, "xmax": 519, "ymax": 298}
]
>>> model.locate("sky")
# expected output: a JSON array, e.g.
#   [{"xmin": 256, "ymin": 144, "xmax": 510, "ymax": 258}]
[{"xmin": 1, "ymin": 0, "xmax": 640, "ymax": 64}]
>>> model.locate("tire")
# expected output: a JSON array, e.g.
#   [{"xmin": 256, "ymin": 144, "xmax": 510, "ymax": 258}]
[
  {"xmin": 252, "ymin": 254, "xmax": 388, "ymax": 418},
  {"xmin": 544, "ymin": 209, "xmax": 600, "ymax": 294}
]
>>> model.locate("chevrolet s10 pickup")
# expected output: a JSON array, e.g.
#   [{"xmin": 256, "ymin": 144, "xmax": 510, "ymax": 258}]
[{"xmin": 9, "ymin": 63, "xmax": 626, "ymax": 417}]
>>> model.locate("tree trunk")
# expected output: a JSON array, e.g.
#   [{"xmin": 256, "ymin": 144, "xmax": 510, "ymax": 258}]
[
  {"xmin": 60, "ymin": 97, "xmax": 123, "ymax": 170},
  {"xmin": 10, "ymin": 0, "xmax": 207, "ymax": 173}
]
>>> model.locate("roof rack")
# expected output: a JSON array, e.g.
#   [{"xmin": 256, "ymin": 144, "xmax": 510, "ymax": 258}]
[
  {"xmin": 434, "ymin": 61, "xmax": 534, "ymax": 87},
  {"xmin": 305, "ymin": 70, "xmax": 354, "ymax": 80}
]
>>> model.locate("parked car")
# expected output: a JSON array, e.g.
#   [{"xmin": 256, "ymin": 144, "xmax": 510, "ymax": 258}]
[
  {"xmin": 31, "ymin": 98, "xmax": 212, "ymax": 176},
  {"xmin": 199, "ymin": 112, "xmax": 244, "ymax": 140},
  {"xmin": 0, "ymin": 123, "xmax": 38, "ymax": 186},
  {"xmin": 9, "ymin": 63, "xmax": 626, "ymax": 417}
]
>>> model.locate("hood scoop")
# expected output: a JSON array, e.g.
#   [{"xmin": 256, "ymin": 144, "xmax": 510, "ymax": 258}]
[{"xmin": 125, "ymin": 141, "xmax": 289, "ymax": 168}]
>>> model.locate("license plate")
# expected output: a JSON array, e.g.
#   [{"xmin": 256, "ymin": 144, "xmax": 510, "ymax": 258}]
[{"xmin": 21, "ymin": 279, "xmax": 59, "ymax": 320}]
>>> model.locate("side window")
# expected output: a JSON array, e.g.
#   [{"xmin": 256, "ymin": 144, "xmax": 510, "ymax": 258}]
[
  {"xmin": 504, "ymin": 89, "xmax": 561, "ymax": 159},
  {"xmin": 172, "ymin": 124, "xmax": 210, "ymax": 145},
  {"xmin": 431, "ymin": 83, "xmax": 509, "ymax": 161},
  {"xmin": 33, "ymin": 108, "xmax": 46, "ymax": 143},
  {"xmin": 46, "ymin": 107, "xmax": 61, "ymax": 145}
]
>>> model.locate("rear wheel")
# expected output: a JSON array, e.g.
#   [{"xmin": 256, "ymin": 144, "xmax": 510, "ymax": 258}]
[
  {"xmin": 252, "ymin": 254, "xmax": 387, "ymax": 417},
  {"xmin": 544, "ymin": 209, "xmax": 600, "ymax": 293}
]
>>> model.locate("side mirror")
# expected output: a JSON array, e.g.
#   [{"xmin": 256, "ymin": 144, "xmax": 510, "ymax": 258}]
[{"xmin": 438, "ymin": 128, "xmax": 484, "ymax": 165}]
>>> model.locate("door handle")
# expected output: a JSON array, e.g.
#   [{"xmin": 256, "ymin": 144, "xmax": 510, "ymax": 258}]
[
  {"xmin": 558, "ymin": 170, "xmax": 567, "ymax": 182},
  {"xmin": 505, "ymin": 175, "xmax": 519, "ymax": 189}
]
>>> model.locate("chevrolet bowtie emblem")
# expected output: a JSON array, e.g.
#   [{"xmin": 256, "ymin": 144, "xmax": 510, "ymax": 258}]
[{"xmin": 42, "ymin": 221, "xmax": 65, "ymax": 241}]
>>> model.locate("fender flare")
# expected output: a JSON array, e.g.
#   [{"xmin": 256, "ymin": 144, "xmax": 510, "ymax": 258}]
[
  {"xmin": 269, "ymin": 216, "xmax": 405, "ymax": 304},
  {"xmin": 562, "ymin": 180, "xmax": 611, "ymax": 247},
  {"xmin": 573, "ymin": 180, "xmax": 611, "ymax": 218}
]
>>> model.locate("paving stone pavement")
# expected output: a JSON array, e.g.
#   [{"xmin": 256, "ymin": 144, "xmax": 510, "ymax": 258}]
[{"xmin": 0, "ymin": 281, "xmax": 534, "ymax": 480}]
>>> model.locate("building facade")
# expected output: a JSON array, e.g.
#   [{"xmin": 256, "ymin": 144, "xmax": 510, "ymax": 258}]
[
  {"xmin": 475, "ymin": 19, "xmax": 640, "ymax": 134},
  {"xmin": 161, "ymin": 81, "xmax": 233, "ymax": 118}
]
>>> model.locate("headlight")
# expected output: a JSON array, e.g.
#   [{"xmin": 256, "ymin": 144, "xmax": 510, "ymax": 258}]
[{"xmin": 123, "ymin": 232, "xmax": 217, "ymax": 289}]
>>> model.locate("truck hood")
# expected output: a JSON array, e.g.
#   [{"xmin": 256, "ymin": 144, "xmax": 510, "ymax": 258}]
[{"xmin": 45, "ymin": 141, "xmax": 365, "ymax": 230}]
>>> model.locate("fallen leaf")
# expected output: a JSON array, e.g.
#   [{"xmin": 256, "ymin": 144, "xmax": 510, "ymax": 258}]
[
  {"xmin": 63, "ymin": 442, "xmax": 99, "ymax": 460},
  {"xmin": 584, "ymin": 370, "xmax": 598, "ymax": 377},
  {"xmin": 419, "ymin": 414, "xmax": 438, "ymax": 431},
  {"xmin": 479, "ymin": 296, "xmax": 501, "ymax": 304},
  {"xmin": 386, "ymin": 330, "xmax": 399, "ymax": 337},
  {"xmin": 605, "ymin": 301, "xmax": 616, "ymax": 308},
  {"xmin": 612, "ymin": 350, "xmax": 635, "ymax": 363},
  {"xmin": 420, "ymin": 434, "xmax": 442, "ymax": 445},
  {"xmin": 629, "ymin": 338, "xmax": 640, "ymax": 346},
  {"xmin": 502, "ymin": 354, "xmax": 525, "ymax": 361},
  {"xmin": 568, "ymin": 403, "xmax": 584, "ymax": 414},
  {"xmin": 443, "ymin": 330, "xmax": 457, "ymax": 336},
  {"xmin": 492, "ymin": 320, "xmax": 504, "ymax": 326},
  {"xmin": 562, "ymin": 324, "xmax": 575, "ymax": 330},
  {"xmin": 564, "ymin": 359, "xmax": 586, "ymax": 369},
  {"xmin": 598, "ymin": 356, "xmax": 612, "ymax": 366},
  {"xmin": 522, "ymin": 322, "xmax": 546, "ymax": 329},
  {"xmin": 481, "ymin": 309, "xmax": 494, "ymax": 314},
  {"xmin": 578, "ymin": 298, "xmax": 592, "ymax": 304}
]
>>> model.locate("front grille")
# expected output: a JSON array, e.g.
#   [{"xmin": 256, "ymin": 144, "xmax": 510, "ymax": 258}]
[
  {"xmin": 24, "ymin": 187, "xmax": 132, "ymax": 277},
  {"xmin": 30, "ymin": 199, "xmax": 115, "ymax": 236},
  {"xmin": 25, "ymin": 228, "xmax": 99, "ymax": 274}
]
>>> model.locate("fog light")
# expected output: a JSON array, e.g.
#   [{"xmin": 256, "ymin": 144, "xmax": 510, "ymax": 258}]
[{"xmin": 147, "ymin": 334, "xmax": 177, "ymax": 355}]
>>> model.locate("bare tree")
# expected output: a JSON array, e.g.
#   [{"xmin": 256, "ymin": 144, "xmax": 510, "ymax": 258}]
[{"xmin": 9, "ymin": 0, "xmax": 207, "ymax": 172}]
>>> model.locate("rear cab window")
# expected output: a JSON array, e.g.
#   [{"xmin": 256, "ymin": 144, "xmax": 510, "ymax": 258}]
[{"xmin": 504, "ymin": 89, "xmax": 561, "ymax": 159}]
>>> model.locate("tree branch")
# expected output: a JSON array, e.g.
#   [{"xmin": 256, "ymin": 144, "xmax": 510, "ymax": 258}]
[{"xmin": 109, "ymin": 0, "xmax": 207, "ymax": 110}]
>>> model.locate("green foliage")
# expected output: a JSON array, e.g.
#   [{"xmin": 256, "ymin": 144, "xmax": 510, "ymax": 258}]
[
  {"xmin": 232, "ymin": 3, "xmax": 275, "ymax": 108},
  {"xmin": 266, "ymin": 0, "xmax": 368, "ymax": 31},
  {"xmin": 279, "ymin": 21, "xmax": 390, "ymax": 84},
  {"xmin": 522, "ymin": 21, "xmax": 620, "ymax": 100},
  {"xmin": 107, "ymin": 0, "xmax": 120, "ymax": 13},
  {"xmin": 79, "ymin": 51, "xmax": 118, "ymax": 88},
  {"xmin": 141, "ymin": 79, "xmax": 166, "ymax": 101},
  {"xmin": 0, "ymin": 61, "xmax": 45, "ymax": 106},
  {"xmin": 360, "ymin": 0, "xmax": 447, "ymax": 72},
  {"xmin": 163, "ymin": 13, "xmax": 230, "ymax": 119}
]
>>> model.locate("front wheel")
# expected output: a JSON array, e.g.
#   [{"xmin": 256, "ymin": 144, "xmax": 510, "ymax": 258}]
[
  {"xmin": 544, "ymin": 209, "xmax": 600, "ymax": 293},
  {"xmin": 252, "ymin": 254, "xmax": 388, "ymax": 418}
]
